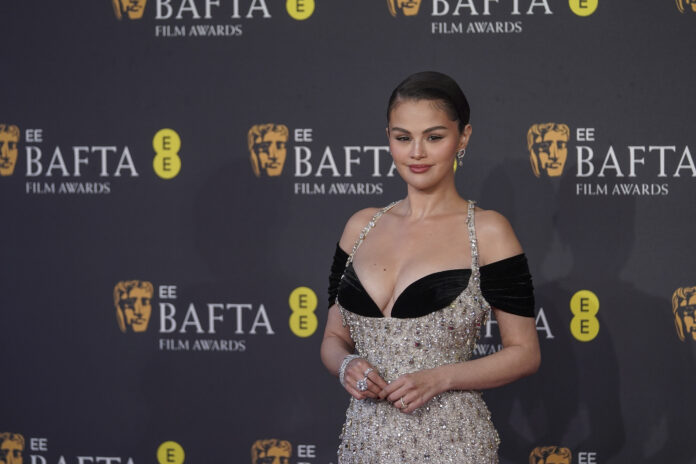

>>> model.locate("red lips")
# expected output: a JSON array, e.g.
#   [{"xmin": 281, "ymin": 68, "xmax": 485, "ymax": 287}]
[{"xmin": 409, "ymin": 164, "xmax": 432, "ymax": 173}]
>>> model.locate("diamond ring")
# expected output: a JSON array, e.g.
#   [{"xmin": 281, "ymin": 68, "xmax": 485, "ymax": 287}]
[
  {"xmin": 363, "ymin": 368, "xmax": 374, "ymax": 377},
  {"xmin": 357, "ymin": 377, "xmax": 369, "ymax": 392}
]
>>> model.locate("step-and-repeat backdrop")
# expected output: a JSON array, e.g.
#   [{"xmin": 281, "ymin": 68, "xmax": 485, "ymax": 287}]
[{"xmin": 2, "ymin": 1, "xmax": 695, "ymax": 463}]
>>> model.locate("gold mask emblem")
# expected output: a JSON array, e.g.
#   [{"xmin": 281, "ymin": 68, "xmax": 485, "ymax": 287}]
[
  {"xmin": 527, "ymin": 123, "xmax": 570, "ymax": 178},
  {"xmin": 529, "ymin": 446, "xmax": 572, "ymax": 464},
  {"xmin": 676, "ymin": 0, "xmax": 696, "ymax": 13},
  {"xmin": 672, "ymin": 286, "xmax": 696, "ymax": 342},
  {"xmin": 0, "ymin": 433, "xmax": 24, "ymax": 464},
  {"xmin": 112, "ymin": 0, "xmax": 147, "ymax": 20},
  {"xmin": 114, "ymin": 280, "xmax": 154, "ymax": 333},
  {"xmin": 247, "ymin": 124, "xmax": 289, "ymax": 177},
  {"xmin": 251, "ymin": 439, "xmax": 291, "ymax": 464},
  {"xmin": 387, "ymin": 0, "xmax": 422, "ymax": 16},
  {"xmin": 0, "ymin": 125, "xmax": 20, "ymax": 177}
]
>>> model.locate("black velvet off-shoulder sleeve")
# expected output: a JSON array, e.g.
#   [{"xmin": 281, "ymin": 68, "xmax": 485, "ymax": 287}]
[
  {"xmin": 480, "ymin": 254, "xmax": 535, "ymax": 317},
  {"xmin": 328, "ymin": 243, "xmax": 348, "ymax": 307}
]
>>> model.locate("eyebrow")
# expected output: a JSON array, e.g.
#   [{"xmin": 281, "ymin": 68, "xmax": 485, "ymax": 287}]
[{"xmin": 390, "ymin": 125, "xmax": 449, "ymax": 133}]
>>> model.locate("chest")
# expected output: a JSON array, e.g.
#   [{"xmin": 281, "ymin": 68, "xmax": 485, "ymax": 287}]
[{"xmin": 350, "ymin": 216, "xmax": 473, "ymax": 315}]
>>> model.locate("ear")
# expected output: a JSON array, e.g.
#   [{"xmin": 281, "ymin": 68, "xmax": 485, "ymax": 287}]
[
  {"xmin": 385, "ymin": 127, "xmax": 390, "ymax": 139},
  {"xmin": 459, "ymin": 124, "xmax": 472, "ymax": 149}
]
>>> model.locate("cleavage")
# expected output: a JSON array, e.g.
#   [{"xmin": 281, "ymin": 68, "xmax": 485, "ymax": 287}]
[{"xmin": 347, "ymin": 262, "xmax": 470, "ymax": 318}]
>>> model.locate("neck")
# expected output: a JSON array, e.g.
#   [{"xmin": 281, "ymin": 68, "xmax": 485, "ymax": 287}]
[{"xmin": 401, "ymin": 178, "xmax": 464, "ymax": 219}]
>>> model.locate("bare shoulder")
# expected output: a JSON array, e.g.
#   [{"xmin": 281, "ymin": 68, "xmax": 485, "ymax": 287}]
[
  {"xmin": 474, "ymin": 207, "xmax": 524, "ymax": 266},
  {"xmin": 338, "ymin": 207, "xmax": 381, "ymax": 253}
]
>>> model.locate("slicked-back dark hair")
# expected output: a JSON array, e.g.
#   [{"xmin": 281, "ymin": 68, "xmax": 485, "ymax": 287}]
[{"xmin": 387, "ymin": 71, "xmax": 470, "ymax": 132}]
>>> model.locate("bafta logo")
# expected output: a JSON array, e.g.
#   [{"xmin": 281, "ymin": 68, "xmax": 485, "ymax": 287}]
[
  {"xmin": 112, "ymin": 0, "xmax": 147, "ymax": 20},
  {"xmin": 0, "ymin": 433, "xmax": 24, "ymax": 464},
  {"xmin": 114, "ymin": 280, "xmax": 154, "ymax": 333},
  {"xmin": 387, "ymin": 0, "xmax": 422, "ymax": 16},
  {"xmin": 529, "ymin": 446, "xmax": 572, "ymax": 464},
  {"xmin": 251, "ymin": 439, "xmax": 291, "ymax": 464},
  {"xmin": 0, "ymin": 124, "xmax": 20, "ymax": 177},
  {"xmin": 672, "ymin": 286, "xmax": 696, "ymax": 342},
  {"xmin": 676, "ymin": 0, "xmax": 696, "ymax": 13},
  {"xmin": 527, "ymin": 123, "xmax": 570, "ymax": 178},
  {"xmin": 247, "ymin": 124, "xmax": 289, "ymax": 177}
]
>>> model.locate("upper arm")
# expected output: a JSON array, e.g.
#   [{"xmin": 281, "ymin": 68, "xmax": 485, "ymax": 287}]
[
  {"xmin": 494, "ymin": 308, "xmax": 541, "ymax": 372},
  {"xmin": 337, "ymin": 207, "xmax": 380, "ymax": 254},
  {"xmin": 475, "ymin": 209, "xmax": 524, "ymax": 266}
]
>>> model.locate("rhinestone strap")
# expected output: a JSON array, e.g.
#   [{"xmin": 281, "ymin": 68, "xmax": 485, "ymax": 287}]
[
  {"xmin": 345, "ymin": 200, "xmax": 401, "ymax": 269},
  {"xmin": 466, "ymin": 200, "xmax": 480, "ymax": 279}
]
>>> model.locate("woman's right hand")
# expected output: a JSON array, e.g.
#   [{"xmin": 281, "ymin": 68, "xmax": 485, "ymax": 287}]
[{"xmin": 343, "ymin": 358, "xmax": 389, "ymax": 400}]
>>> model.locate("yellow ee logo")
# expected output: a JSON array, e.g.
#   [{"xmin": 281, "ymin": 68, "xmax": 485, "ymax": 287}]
[
  {"xmin": 286, "ymin": 0, "xmax": 315, "ymax": 20},
  {"xmin": 570, "ymin": 290, "xmax": 599, "ymax": 341},
  {"xmin": 289, "ymin": 286, "xmax": 318, "ymax": 337},
  {"xmin": 569, "ymin": 0, "xmax": 598, "ymax": 16},
  {"xmin": 153, "ymin": 128, "xmax": 182, "ymax": 179},
  {"xmin": 157, "ymin": 441, "xmax": 185, "ymax": 464}
]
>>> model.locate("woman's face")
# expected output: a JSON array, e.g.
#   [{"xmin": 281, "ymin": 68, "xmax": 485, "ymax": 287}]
[{"xmin": 387, "ymin": 98, "xmax": 470, "ymax": 191}]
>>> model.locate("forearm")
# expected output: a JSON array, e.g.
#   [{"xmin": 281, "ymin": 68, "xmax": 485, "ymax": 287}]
[
  {"xmin": 435, "ymin": 344, "xmax": 540, "ymax": 392},
  {"xmin": 320, "ymin": 334, "xmax": 355, "ymax": 377}
]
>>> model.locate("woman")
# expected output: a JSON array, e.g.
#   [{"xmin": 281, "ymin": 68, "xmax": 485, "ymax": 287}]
[{"xmin": 320, "ymin": 71, "xmax": 540, "ymax": 463}]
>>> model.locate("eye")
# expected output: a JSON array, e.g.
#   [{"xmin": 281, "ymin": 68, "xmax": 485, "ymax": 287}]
[
  {"xmin": 395, "ymin": 136, "xmax": 411, "ymax": 142},
  {"xmin": 427, "ymin": 134, "xmax": 444, "ymax": 141}
]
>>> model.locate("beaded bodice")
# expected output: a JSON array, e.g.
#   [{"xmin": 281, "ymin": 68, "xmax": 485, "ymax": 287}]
[{"xmin": 337, "ymin": 200, "xmax": 491, "ymax": 382}]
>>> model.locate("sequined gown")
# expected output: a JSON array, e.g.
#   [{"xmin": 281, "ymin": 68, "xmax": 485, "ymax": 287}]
[{"xmin": 336, "ymin": 201, "xmax": 500, "ymax": 463}]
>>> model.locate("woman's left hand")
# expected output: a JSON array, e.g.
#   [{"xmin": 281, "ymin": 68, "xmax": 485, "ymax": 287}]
[{"xmin": 378, "ymin": 369, "xmax": 445, "ymax": 414}]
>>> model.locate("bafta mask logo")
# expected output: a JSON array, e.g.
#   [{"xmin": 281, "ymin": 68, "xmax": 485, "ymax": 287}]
[
  {"xmin": 387, "ymin": 0, "xmax": 422, "ymax": 16},
  {"xmin": 247, "ymin": 124, "xmax": 289, "ymax": 177},
  {"xmin": 672, "ymin": 286, "xmax": 696, "ymax": 342},
  {"xmin": 112, "ymin": 0, "xmax": 147, "ymax": 20},
  {"xmin": 527, "ymin": 123, "xmax": 571, "ymax": 178},
  {"xmin": 251, "ymin": 439, "xmax": 291, "ymax": 464},
  {"xmin": 0, "ymin": 433, "xmax": 24, "ymax": 464},
  {"xmin": 0, "ymin": 124, "xmax": 20, "ymax": 177},
  {"xmin": 530, "ymin": 446, "xmax": 572, "ymax": 464},
  {"xmin": 114, "ymin": 280, "xmax": 154, "ymax": 333},
  {"xmin": 676, "ymin": 0, "xmax": 696, "ymax": 13}
]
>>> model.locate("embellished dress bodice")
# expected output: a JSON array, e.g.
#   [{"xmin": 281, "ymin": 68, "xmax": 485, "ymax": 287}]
[{"xmin": 335, "ymin": 200, "xmax": 500, "ymax": 463}]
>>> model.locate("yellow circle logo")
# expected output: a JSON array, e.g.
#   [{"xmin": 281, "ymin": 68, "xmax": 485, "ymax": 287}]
[
  {"xmin": 569, "ymin": 0, "xmax": 598, "ymax": 16},
  {"xmin": 569, "ymin": 290, "xmax": 600, "ymax": 341},
  {"xmin": 157, "ymin": 441, "xmax": 185, "ymax": 464},
  {"xmin": 289, "ymin": 286, "xmax": 318, "ymax": 337},
  {"xmin": 286, "ymin": 0, "xmax": 315, "ymax": 20},
  {"xmin": 153, "ymin": 128, "xmax": 182, "ymax": 179}
]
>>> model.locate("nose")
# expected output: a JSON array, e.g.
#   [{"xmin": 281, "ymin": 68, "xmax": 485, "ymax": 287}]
[
  {"xmin": 548, "ymin": 143, "xmax": 558, "ymax": 160},
  {"xmin": 410, "ymin": 140, "xmax": 425, "ymax": 159}
]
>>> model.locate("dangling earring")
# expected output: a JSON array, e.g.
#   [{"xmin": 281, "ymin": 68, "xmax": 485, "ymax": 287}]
[{"xmin": 456, "ymin": 148, "xmax": 466, "ymax": 167}]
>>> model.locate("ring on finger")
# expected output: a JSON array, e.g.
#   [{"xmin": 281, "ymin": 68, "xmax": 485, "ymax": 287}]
[
  {"xmin": 400, "ymin": 397, "xmax": 408, "ymax": 408},
  {"xmin": 363, "ymin": 367, "xmax": 374, "ymax": 377},
  {"xmin": 357, "ymin": 377, "xmax": 369, "ymax": 392}
]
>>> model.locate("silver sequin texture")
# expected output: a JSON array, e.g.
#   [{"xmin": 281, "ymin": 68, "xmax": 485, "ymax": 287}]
[{"xmin": 336, "ymin": 200, "xmax": 500, "ymax": 463}]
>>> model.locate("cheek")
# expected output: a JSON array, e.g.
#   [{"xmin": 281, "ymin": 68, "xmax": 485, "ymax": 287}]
[{"xmin": 389, "ymin": 142, "xmax": 409, "ymax": 159}]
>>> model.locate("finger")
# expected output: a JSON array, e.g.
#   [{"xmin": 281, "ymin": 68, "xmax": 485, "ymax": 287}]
[
  {"xmin": 387, "ymin": 384, "xmax": 411, "ymax": 404},
  {"xmin": 400, "ymin": 395, "xmax": 420, "ymax": 414},
  {"xmin": 366, "ymin": 371, "xmax": 389, "ymax": 390},
  {"xmin": 346, "ymin": 373, "xmax": 380, "ymax": 399},
  {"xmin": 378, "ymin": 378, "xmax": 401, "ymax": 400}
]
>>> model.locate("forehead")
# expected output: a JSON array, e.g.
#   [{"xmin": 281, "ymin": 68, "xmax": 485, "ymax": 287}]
[
  {"xmin": 261, "ymin": 131, "xmax": 286, "ymax": 142},
  {"xmin": 0, "ymin": 131, "xmax": 19, "ymax": 141},
  {"xmin": 541, "ymin": 130, "xmax": 568, "ymax": 141},
  {"xmin": 389, "ymin": 99, "xmax": 456, "ymax": 129},
  {"xmin": 128, "ymin": 287, "xmax": 151, "ymax": 297},
  {"xmin": 1, "ymin": 440, "xmax": 21, "ymax": 449}
]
